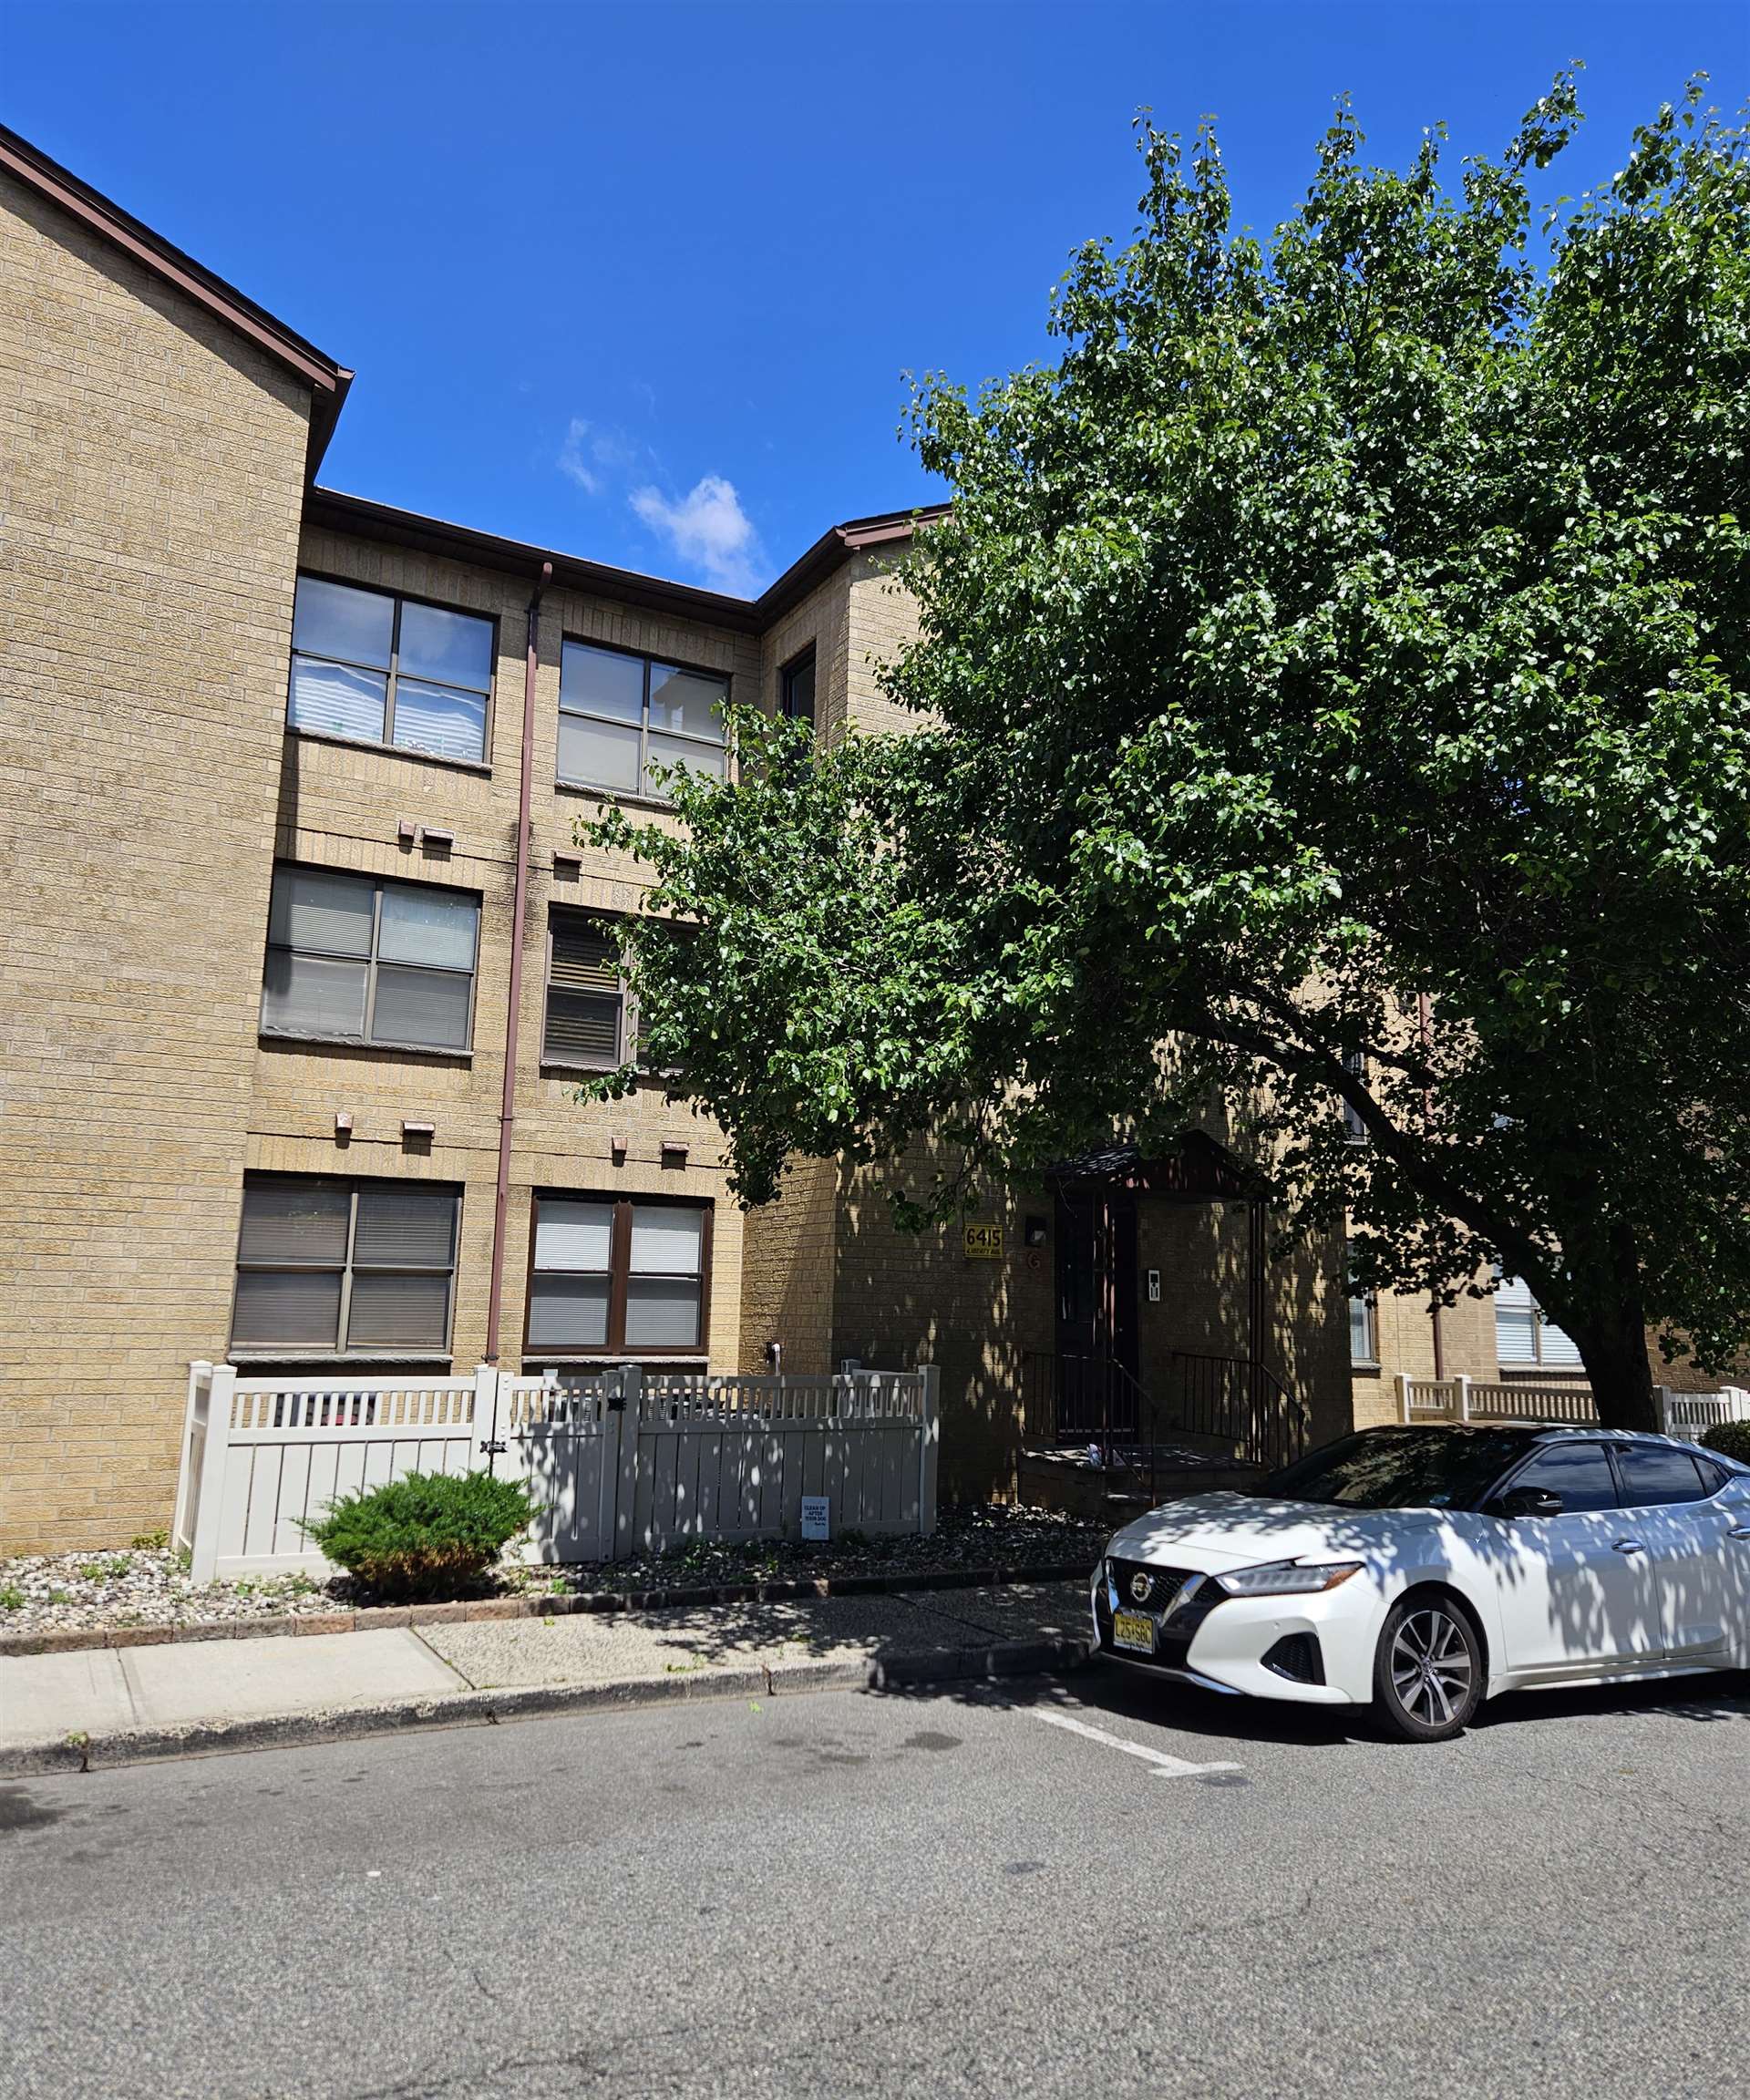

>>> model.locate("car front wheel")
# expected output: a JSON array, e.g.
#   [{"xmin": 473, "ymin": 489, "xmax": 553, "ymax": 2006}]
[{"xmin": 1373, "ymin": 1593, "xmax": 1482, "ymax": 1743}]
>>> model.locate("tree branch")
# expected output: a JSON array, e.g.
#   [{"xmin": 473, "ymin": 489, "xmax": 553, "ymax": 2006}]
[{"xmin": 1171, "ymin": 1002, "xmax": 1569, "ymax": 1308}]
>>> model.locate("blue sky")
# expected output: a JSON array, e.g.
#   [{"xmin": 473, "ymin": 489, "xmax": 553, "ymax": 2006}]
[{"xmin": 7, "ymin": 2, "xmax": 1746, "ymax": 594}]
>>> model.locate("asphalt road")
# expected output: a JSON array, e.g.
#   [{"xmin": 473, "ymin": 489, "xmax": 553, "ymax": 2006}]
[{"xmin": 2, "ymin": 1663, "xmax": 1745, "ymax": 2100}]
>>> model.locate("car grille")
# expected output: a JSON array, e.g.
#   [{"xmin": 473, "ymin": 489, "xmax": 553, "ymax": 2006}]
[{"xmin": 1105, "ymin": 1559, "xmax": 1198, "ymax": 1614}]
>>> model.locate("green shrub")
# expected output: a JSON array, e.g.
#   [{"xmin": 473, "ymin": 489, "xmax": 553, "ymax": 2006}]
[
  {"xmin": 301, "ymin": 1471, "xmax": 536, "ymax": 1601},
  {"xmin": 1702, "ymin": 1419, "xmax": 1750, "ymax": 1466}
]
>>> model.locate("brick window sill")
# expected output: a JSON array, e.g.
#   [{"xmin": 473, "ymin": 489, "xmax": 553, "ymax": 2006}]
[
  {"xmin": 520, "ymin": 1354, "xmax": 709, "ymax": 1367},
  {"xmin": 227, "ymin": 1352, "xmax": 456, "ymax": 1368},
  {"xmin": 554, "ymin": 777, "xmax": 684, "ymax": 815},
  {"xmin": 286, "ymin": 724, "xmax": 493, "ymax": 777},
  {"xmin": 260, "ymin": 1029, "xmax": 473, "ymax": 1065}
]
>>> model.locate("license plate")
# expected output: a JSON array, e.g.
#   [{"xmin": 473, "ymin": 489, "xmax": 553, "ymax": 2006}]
[{"xmin": 1112, "ymin": 1609, "xmax": 1156, "ymax": 1654}]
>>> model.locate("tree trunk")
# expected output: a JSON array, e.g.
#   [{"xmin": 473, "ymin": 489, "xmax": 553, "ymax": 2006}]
[
  {"xmin": 1578, "ymin": 1334, "xmax": 1659, "ymax": 1434},
  {"xmin": 1573, "ymin": 1218, "xmax": 1659, "ymax": 1434}
]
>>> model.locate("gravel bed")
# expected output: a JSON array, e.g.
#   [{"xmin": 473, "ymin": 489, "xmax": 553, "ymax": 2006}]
[
  {"xmin": 520, "ymin": 1501, "xmax": 1106, "ymax": 1601},
  {"xmin": 0, "ymin": 1505, "xmax": 1106, "ymax": 1637},
  {"xmin": 0, "ymin": 1547, "xmax": 341, "ymax": 1634}
]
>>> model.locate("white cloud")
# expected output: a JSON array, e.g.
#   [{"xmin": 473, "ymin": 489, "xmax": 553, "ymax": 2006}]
[
  {"xmin": 558, "ymin": 417, "xmax": 600, "ymax": 495},
  {"xmin": 629, "ymin": 474, "xmax": 765, "ymax": 596},
  {"xmin": 588, "ymin": 426, "xmax": 640, "ymax": 475},
  {"xmin": 559, "ymin": 417, "xmax": 649, "ymax": 499}
]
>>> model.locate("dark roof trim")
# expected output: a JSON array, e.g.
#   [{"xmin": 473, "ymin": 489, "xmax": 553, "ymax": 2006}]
[
  {"xmin": 1045, "ymin": 1132, "xmax": 1270, "ymax": 1204},
  {"xmin": 304, "ymin": 489, "xmax": 950, "ymax": 633},
  {"xmin": 0, "ymin": 123, "xmax": 351, "ymax": 477},
  {"xmin": 757, "ymin": 504, "xmax": 949, "ymax": 622},
  {"xmin": 305, "ymin": 489, "xmax": 771, "ymax": 631}
]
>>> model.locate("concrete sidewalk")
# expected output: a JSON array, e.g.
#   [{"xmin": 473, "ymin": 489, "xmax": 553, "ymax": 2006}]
[{"xmin": 0, "ymin": 1580, "xmax": 1095, "ymax": 1775}]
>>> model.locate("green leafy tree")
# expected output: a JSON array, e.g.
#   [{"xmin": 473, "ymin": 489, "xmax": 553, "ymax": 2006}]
[{"xmin": 585, "ymin": 77, "xmax": 1750, "ymax": 1433}]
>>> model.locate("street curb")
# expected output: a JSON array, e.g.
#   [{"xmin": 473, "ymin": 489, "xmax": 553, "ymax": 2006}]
[
  {"xmin": 0, "ymin": 1635, "xmax": 1096, "ymax": 1776},
  {"xmin": 0, "ymin": 1560, "xmax": 1096, "ymax": 1659}
]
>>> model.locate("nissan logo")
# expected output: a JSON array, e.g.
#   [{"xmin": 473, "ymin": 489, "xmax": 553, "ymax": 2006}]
[{"xmin": 1128, "ymin": 1570, "xmax": 1153, "ymax": 1604}]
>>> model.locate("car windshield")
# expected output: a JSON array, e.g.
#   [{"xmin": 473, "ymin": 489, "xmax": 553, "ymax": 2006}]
[{"xmin": 1250, "ymin": 1427, "xmax": 1533, "ymax": 1510}]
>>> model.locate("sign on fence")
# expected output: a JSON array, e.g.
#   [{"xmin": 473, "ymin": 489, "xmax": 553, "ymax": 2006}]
[{"xmin": 800, "ymin": 1496, "xmax": 830, "ymax": 1541}]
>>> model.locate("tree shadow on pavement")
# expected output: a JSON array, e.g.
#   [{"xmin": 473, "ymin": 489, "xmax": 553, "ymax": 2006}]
[
  {"xmin": 581, "ymin": 1580, "xmax": 1096, "ymax": 1673},
  {"xmin": 865, "ymin": 1653, "xmax": 1750, "ymax": 1751},
  {"xmin": 1472, "ymin": 1669, "xmax": 1750, "ymax": 1732},
  {"xmin": 869, "ymin": 1657, "xmax": 1364, "ymax": 1749}
]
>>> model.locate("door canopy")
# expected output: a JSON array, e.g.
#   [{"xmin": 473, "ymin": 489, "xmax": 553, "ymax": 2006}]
[{"xmin": 1043, "ymin": 1132, "xmax": 1266, "ymax": 1205}]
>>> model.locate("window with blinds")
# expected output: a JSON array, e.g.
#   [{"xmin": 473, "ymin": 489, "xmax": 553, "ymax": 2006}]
[
  {"xmin": 543, "ymin": 911, "xmax": 628, "ymax": 1068},
  {"xmin": 287, "ymin": 574, "xmax": 494, "ymax": 767},
  {"xmin": 231, "ymin": 1175, "xmax": 460, "ymax": 1355},
  {"xmin": 1349, "ymin": 1292, "xmax": 1377, "ymax": 1365},
  {"xmin": 1345, "ymin": 1245, "xmax": 1377, "ymax": 1364},
  {"xmin": 1494, "ymin": 1270, "xmax": 1583, "ymax": 1369},
  {"xmin": 261, "ymin": 864, "xmax": 479, "ymax": 1052},
  {"xmin": 526, "ymin": 1194, "xmax": 708, "ymax": 1356}
]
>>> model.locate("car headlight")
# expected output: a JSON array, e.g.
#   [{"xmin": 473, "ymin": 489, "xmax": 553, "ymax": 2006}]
[{"xmin": 1210, "ymin": 1560, "xmax": 1364, "ymax": 1597}]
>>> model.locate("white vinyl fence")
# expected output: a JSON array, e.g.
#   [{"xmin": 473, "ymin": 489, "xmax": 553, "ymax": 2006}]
[
  {"xmin": 174, "ymin": 1361, "xmax": 939, "ymax": 1582},
  {"xmin": 1396, "ymin": 1374, "xmax": 1750, "ymax": 1443},
  {"xmin": 1660, "ymin": 1386, "xmax": 1750, "ymax": 1444}
]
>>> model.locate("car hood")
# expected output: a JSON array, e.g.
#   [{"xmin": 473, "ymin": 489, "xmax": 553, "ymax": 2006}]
[{"xmin": 1106, "ymin": 1491, "xmax": 1440, "ymax": 1572}]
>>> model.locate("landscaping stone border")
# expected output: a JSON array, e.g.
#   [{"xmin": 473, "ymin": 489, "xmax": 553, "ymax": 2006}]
[{"xmin": 0, "ymin": 1560, "xmax": 1097, "ymax": 1659}]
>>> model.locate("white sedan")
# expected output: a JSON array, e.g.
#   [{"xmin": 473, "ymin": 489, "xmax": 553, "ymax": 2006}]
[{"xmin": 1094, "ymin": 1424, "xmax": 1750, "ymax": 1740}]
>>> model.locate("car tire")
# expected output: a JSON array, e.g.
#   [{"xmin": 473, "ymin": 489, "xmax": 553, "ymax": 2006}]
[{"xmin": 1373, "ymin": 1591, "xmax": 1482, "ymax": 1743}]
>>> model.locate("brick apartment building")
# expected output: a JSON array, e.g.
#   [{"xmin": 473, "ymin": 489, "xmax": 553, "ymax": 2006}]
[{"xmin": 1, "ymin": 127, "xmax": 1680, "ymax": 1555}]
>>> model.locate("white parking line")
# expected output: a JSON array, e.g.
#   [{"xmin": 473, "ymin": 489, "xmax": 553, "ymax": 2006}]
[{"xmin": 1032, "ymin": 1706, "xmax": 1244, "ymax": 1779}]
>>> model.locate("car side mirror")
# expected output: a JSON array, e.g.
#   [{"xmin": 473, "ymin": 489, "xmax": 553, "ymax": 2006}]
[{"xmin": 1492, "ymin": 1486, "xmax": 1564, "ymax": 1519}]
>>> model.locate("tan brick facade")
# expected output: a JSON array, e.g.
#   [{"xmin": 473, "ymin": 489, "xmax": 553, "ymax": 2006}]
[
  {"xmin": 0, "ymin": 168, "xmax": 314, "ymax": 1549},
  {"xmin": 20, "ymin": 119, "xmax": 1665, "ymax": 1551},
  {"xmin": 845, "ymin": 549, "xmax": 922, "ymax": 739},
  {"xmin": 1356, "ymin": 1278, "xmax": 1498, "ymax": 1429},
  {"xmin": 268, "ymin": 525, "xmax": 758, "ymax": 1386},
  {"xmin": 0, "ymin": 145, "xmax": 770, "ymax": 1551},
  {"xmin": 734, "ymin": 567, "xmax": 854, "ymax": 1378}
]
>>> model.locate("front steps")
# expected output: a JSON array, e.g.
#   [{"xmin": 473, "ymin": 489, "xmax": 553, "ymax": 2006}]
[{"xmin": 1017, "ymin": 1446, "xmax": 1265, "ymax": 1520}]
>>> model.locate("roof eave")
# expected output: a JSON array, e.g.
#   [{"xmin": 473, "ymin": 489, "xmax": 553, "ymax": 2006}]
[
  {"xmin": 304, "ymin": 488, "xmax": 773, "ymax": 632},
  {"xmin": 753, "ymin": 502, "xmax": 948, "ymax": 623},
  {"xmin": 304, "ymin": 490, "xmax": 950, "ymax": 633},
  {"xmin": 0, "ymin": 122, "xmax": 347, "ymax": 476}
]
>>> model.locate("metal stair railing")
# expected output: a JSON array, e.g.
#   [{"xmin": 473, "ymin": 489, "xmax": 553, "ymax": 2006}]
[{"xmin": 1168, "ymin": 1350, "xmax": 1310, "ymax": 1472}]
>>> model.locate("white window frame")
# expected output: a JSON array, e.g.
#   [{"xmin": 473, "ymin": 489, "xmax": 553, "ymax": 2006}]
[{"xmin": 1349, "ymin": 1288, "xmax": 1378, "ymax": 1367}]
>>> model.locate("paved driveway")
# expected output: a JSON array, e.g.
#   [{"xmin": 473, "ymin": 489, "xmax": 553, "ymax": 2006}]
[{"xmin": 2, "ymin": 1662, "xmax": 1745, "ymax": 2098}]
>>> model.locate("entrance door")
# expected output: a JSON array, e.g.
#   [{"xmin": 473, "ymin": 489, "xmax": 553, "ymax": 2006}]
[{"xmin": 1053, "ymin": 1187, "xmax": 1138, "ymax": 1436}]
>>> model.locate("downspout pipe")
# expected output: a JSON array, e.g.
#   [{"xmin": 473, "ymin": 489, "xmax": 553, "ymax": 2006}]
[
  {"xmin": 485, "ymin": 559, "xmax": 552, "ymax": 1364},
  {"xmin": 1418, "ymin": 991, "xmax": 1445, "ymax": 1382}
]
